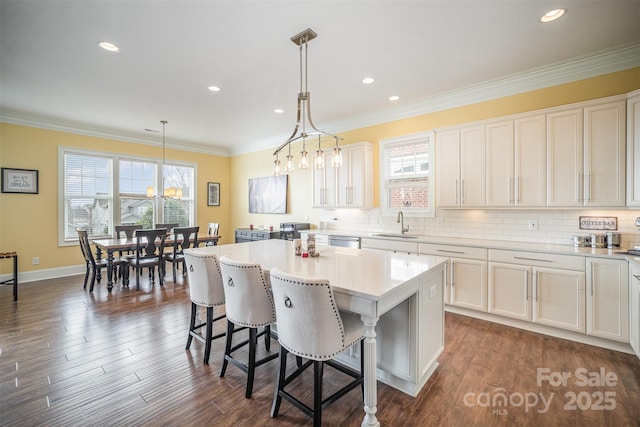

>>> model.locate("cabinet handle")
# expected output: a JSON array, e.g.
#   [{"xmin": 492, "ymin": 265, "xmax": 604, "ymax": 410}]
[
  {"xmin": 514, "ymin": 256, "xmax": 553, "ymax": 263},
  {"xmin": 590, "ymin": 263, "xmax": 594, "ymax": 296},
  {"xmin": 516, "ymin": 176, "xmax": 521, "ymax": 204},
  {"xmin": 451, "ymin": 261, "xmax": 455, "ymax": 287},
  {"xmin": 437, "ymin": 249, "xmax": 466, "ymax": 254},
  {"xmin": 634, "ymin": 275, "xmax": 640, "ymax": 281},
  {"xmin": 461, "ymin": 179, "xmax": 465, "ymax": 205},
  {"xmin": 455, "ymin": 180, "xmax": 459, "ymax": 205},
  {"xmin": 577, "ymin": 173, "xmax": 582, "ymax": 203},
  {"xmin": 526, "ymin": 271, "xmax": 529, "ymax": 301},
  {"xmin": 534, "ymin": 271, "xmax": 538, "ymax": 301},
  {"xmin": 509, "ymin": 177, "xmax": 513, "ymax": 204},
  {"xmin": 587, "ymin": 173, "xmax": 591, "ymax": 203}
]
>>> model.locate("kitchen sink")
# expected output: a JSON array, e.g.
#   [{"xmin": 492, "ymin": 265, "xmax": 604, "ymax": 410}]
[{"xmin": 372, "ymin": 233, "xmax": 419, "ymax": 239}]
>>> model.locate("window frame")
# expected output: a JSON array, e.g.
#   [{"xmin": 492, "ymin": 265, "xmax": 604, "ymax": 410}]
[
  {"xmin": 379, "ymin": 131, "xmax": 435, "ymax": 218},
  {"xmin": 58, "ymin": 146, "xmax": 197, "ymax": 246}
]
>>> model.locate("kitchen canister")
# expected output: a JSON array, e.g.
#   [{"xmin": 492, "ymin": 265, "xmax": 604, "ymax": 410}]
[
  {"xmin": 293, "ymin": 239, "xmax": 302, "ymax": 256},
  {"xmin": 571, "ymin": 235, "xmax": 590, "ymax": 247},
  {"xmin": 307, "ymin": 233, "xmax": 318, "ymax": 257},
  {"xmin": 590, "ymin": 233, "xmax": 606, "ymax": 249}
]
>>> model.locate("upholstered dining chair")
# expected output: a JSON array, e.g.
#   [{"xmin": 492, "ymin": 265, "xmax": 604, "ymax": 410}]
[
  {"xmin": 269, "ymin": 268, "xmax": 365, "ymax": 427},
  {"xmin": 218, "ymin": 256, "xmax": 278, "ymax": 398},
  {"xmin": 183, "ymin": 249, "xmax": 226, "ymax": 364},
  {"xmin": 165, "ymin": 226, "xmax": 199, "ymax": 282},
  {"xmin": 77, "ymin": 229, "xmax": 124, "ymax": 292},
  {"xmin": 123, "ymin": 228, "xmax": 167, "ymax": 290},
  {"xmin": 155, "ymin": 223, "xmax": 179, "ymax": 234}
]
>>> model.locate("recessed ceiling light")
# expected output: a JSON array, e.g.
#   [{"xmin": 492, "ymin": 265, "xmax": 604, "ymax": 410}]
[
  {"xmin": 208, "ymin": 85, "xmax": 221, "ymax": 92},
  {"xmin": 362, "ymin": 77, "xmax": 375, "ymax": 85},
  {"xmin": 388, "ymin": 95, "xmax": 399, "ymax": 101},
  {"xmin": 274, "ymin": 109, "xmax": 284, "ymax": 114},
  {"xmin": 540, "ymin": 8, "xmax": 566, "ymax": 23},
  {"xmin": 98, "ymin": 41, "xmax": 119, "ymax": 52}
]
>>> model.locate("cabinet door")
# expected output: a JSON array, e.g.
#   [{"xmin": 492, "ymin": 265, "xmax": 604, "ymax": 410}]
[
  {"xmin": 533, "ymin": 267, "xmax": 585, "ymax": 333},
  {"xmin": 586, "ymin": 258, "xmax": 629, "ymax": 342},
  {"xmin": 338, "ymin": 143, "xmax": 373, "ymax": 207},
  {"xmin": 311, "ymin": 152, "xmax": 337, "ymax": 207},
  {"xmin": 436, "ymin": 129, "xmax": 460, "ymax": 207},
  {"xmin": 629, "ymin": 263, "xmax": 640, "ymax": 358},
  {"xmin": 627, "ymin": 93, "xmax": 640, "ymax": 207},
  {"xmin": 488, "ymin": 262, "xmax": 531, "ymax": 321},
  {"xmin": 311, "ymin": 161, "xmax": 325, "ymax": 207},
  {"xmin": 485, "ymin": 121, "xmax": 514, "ymax": 207},
  {"xmin": 460, "ymin": 125, "xmax": 485, "ymax": 206},
  {"xmin": 547, "ymin": 108, "xmax": 583, "ymax": 206},
  {"xmin": 583, "ymin": 101, "xmax": 626, "ymax": 206},
  {"xmin": 450, "ymin": 258, "xmax": 487, "ymax": 312},
  {"xmin": 515, "ymin": 114, "xmax": 546, "ymax": 206}
]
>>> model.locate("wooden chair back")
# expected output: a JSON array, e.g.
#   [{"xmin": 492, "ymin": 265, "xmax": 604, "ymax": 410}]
[{"xmin": 115, "ymin": 224, "xmax": 139, "ymax": 239}]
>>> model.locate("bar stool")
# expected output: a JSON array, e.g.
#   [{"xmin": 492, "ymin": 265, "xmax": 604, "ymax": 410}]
[
  {"xmin": 218, "ymin": 256, "xmax": 278, "ymax": 398},
  {"xmin": 183, "ymin": 250, "xmax": 226, "ymax": 364},
  {"xmin": 269, "ymin": 268, "xmax": 365, "ymax": 427},
  {"xmin": 0, "ymin": 252, "xmax": 18, "ymax": 301}
]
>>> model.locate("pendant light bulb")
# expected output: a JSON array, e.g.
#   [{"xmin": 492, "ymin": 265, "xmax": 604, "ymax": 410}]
[{"xmin": 274, "ymin": 155, "xmax": 281, "ymax": 176}]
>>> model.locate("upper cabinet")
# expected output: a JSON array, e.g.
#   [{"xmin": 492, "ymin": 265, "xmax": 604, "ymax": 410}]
[
  {"xmin": 437, "ymin": 95, "xmax": 627, "ymax": 209},
  {"xmin": 312, "ymin": 141, "xmax": 373, "ymax": 208},
  {"xmin": 436, "ymin": 126, "xmax": 485, "ymax": 207},
  {"xmin": 485, "ymin": 115, "xmax": 546, "ymax": 207},
  {"xmin": 627, "ymin": 91, "xmax": 640, "ymax": 207}
]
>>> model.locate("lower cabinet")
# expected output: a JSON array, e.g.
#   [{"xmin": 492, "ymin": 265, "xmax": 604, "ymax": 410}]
[
  {"xmin": 586, "ymin": 258, "xmax": 629, "ymax": 342},
  {"xmin": 533, "ymin": 267, "xmax": 586, "ymax": 333},
  {"xmin": 451, "ymin": 258, "xmax": 488, "ymax": 312},
  {"xmin": 629, "ymin": 261, "xmax": 640, "ymax": 358},
  {"xmin": 488, "ymin": 262, "xmax": 531, "ymax": 321}
]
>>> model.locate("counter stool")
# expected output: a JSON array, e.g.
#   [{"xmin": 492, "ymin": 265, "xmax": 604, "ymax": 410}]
[
  {"xmin": 183, "ymin": 250, "xmax": 227, "ymax": 364},
  {"xmin": 218, "ymin": 256, "xmax": 278, "ymax": 398},
  {"xmin": 0, "ymin": 252, "xmax": 18, "ymax": 301},
  {"xmin": 269, "ymin": 268, "xmax": 365, "ymax": 427}
]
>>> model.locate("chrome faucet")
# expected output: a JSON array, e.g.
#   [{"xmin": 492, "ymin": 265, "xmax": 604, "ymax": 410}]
[{"xmin": 397, "ymin": 211, "xmax": 409, "ymax": 235}]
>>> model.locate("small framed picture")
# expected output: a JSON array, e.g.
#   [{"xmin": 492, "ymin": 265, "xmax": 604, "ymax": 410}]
[
  {"xmin": 207, "ymin": 182, "xmax": 220, "ymax": 206},
  {"xmin": 1, "ymin": 168, "xmax": 39, "ymax": 194}
]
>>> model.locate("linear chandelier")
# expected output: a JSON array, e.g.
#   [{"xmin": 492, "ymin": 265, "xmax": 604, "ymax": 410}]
[
  {"xmin": 146, "ymin": 120, "xmax": 182, "ymax": 200},
  {"xmin": 272, "ymin": 28, "xmax": 342, "ymax": 176}
]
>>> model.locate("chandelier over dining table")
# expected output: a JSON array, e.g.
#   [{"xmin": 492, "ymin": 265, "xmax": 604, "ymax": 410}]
[
  {"xmin": 146, "ymin": 120, "xmax": 182, "ymax": 200},
  {"xmin": 272, "ymin": 28, "xmax": 342, "ymax": 176}
]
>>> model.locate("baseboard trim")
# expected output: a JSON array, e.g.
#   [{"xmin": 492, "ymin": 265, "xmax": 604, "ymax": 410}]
[{"xmin": 0, "ymin": 264, "xmax": 85, "ymax": 285}]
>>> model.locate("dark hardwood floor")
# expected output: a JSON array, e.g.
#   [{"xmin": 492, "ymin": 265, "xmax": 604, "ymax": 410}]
[{"xmin": 1, "ymin": 273, "xmax": 639, "ymax": 426}]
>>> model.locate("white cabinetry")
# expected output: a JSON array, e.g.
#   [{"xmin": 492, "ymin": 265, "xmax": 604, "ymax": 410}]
[
  {"xmin": 629, "ymin": 261, "xmax": 640, "ymax": 359},
  {"xmin": 547, "ymin": 99, "xmax": 626, "ymax": 207},
  {"xmin": 627, "ymin": 91, "xmax": 640, "ymax": 207},
  {"xmin": 485, "ymin": 115, "xmax": 546, "ymax": 207},
  {"xmin": 586, "ymin": 258, "xmax": 629, "ymax": 342},
  {"xmin": 361, "ymin": 238, "xmax": 418, "ymax": 255},
  {"xmin": 436, "ymin": 126, "xmax": 485, "ymax": 207},
  {"xmin": 419, "ymin": 243, "xmax": 487, "ymax": 312},
  {"xmin": 312, "ymin": 142, "xmax": 373, "ymax": 208},
  {"xmin": 489, "ymin": 250, "xmax": 586, "ymax": 333}
]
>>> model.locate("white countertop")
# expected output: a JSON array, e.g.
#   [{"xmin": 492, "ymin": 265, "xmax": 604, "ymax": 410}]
[
  {"xmin": 189, "ymin": 239, "xmax": 447, "ymax": 301},
  {"xmin": 302, "ymin": 229, "xmax": 636, "ymax": 261}
]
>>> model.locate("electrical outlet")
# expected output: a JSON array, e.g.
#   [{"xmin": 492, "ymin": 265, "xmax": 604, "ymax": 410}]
[
  {"xmin": 32, "ymin": 257, "xmax": 40, "ymax": 265},
  {"xmin": 430, "ymin": 285, "xmax": 437, "ymax": 298},
  {"xmin": 528, "ymin": 220, "xmax": 538, "ymax": 231},
  {"xmin": 436, "ymin": 217, "xmax": 444, "ymax": 226}
]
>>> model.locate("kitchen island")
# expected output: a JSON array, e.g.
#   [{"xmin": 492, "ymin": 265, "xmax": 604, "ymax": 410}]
[{"xmin": 190, "ymin": 239, "xmax": 447, "ymax": 427}]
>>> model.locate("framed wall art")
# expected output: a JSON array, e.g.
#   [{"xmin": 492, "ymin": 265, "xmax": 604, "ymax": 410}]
[
  {"xmin": 1, "ymin": 168, "xmax": 39, "ymax": 194},
  {"xmin": 207, "ymin": 182, "xmax": 220, "ymax": 206}
]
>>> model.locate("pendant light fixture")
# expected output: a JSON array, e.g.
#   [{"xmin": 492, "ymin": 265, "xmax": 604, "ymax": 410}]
[
  {"xmin": 147, "ymin": 120, "xmax": 182, "ymax": 200},
  {"xmin": 272, "ymin": 28, "xmax": 342, "ymax": 176}
]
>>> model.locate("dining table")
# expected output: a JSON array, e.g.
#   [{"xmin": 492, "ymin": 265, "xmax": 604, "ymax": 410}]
[
  {"xmin": 189, "ymin": 239, "xmax": 447, "ymax": 427},
  {"xmin": 92, "ymin": 234, "xmax": 219, "ymax": 292}
]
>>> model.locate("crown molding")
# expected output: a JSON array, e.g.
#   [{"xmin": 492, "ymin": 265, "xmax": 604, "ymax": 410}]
[
  {"xmin": 0, "ymin": 109, "xmax": 230, "ymax": 157},
  {"xmin": 232, "ymin": 42, "xmax": 640, "ymax": 156}
]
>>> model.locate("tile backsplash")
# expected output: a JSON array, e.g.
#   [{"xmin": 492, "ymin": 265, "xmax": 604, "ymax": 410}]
[{"xmin": 317, "ymin": 208, "xmax": 640, "ymax": 248}]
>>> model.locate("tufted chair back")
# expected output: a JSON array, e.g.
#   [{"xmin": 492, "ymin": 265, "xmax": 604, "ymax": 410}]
[
  {"xmin": 218, "ymin": 256, "xmax": 275, "ymax": 328},
  {"xmin": 269, "ymin": 268, "xmax": 364, "ymax": 361},
  {"xmin": 183, "ymin": 250, "xmax": 225, "ymax": 307}
]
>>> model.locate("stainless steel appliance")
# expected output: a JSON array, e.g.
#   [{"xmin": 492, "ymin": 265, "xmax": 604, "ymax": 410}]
[
  {"xmin": 279, "ymin": 222, "xmax": 310, "ymax": 240},
  {"xmin": 328, "ymin": 235, "xmax": 361, "ymax": 248},
  {"xmin": 605, "ymin": 232, "xmax": 621, "ymax": 248}
]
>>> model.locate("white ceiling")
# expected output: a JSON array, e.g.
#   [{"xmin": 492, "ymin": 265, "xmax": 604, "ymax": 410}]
[{"xmin": 1, "ymin": 1, "xmax": 639, "ymax": 156}]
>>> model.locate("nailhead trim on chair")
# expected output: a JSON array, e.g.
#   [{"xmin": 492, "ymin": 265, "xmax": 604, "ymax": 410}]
[
  {"xmin": 223, "ymin": 263, "xmax": 276, "ymax": 328},
  {"xmin": 276, "ymin": 276, "xmax": 361, "ymax": 360},
  {"xmin": 187, "ymin": 253, "xmax": 224, "ymax": 308}
]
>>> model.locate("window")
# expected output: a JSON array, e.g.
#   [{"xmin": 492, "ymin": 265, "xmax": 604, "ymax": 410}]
[
  {"xmin": 59, "ymin": 147, "xmax": 196, "ymax": 245},
  {"xmin": 379, "ymin": 131, "xmax": 435, "ymax": 217}
]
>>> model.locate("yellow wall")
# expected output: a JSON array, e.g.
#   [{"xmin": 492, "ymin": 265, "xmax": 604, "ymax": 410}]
[
  {"xmin": 1, "ymin": 68, "xmax": 639, "ymax": 278},
  {"xmin": 230, "ymin": 68, "xmax": 640, "ymax": 230},
  {"xmin": 0, "ymin": 124, "xmax": 231, "ymax": 274}
]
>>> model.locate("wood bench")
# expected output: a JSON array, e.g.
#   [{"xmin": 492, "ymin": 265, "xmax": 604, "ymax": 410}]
[{"xmin": 0, "ymin": 252, "xmax": 18, "ymax": 301}]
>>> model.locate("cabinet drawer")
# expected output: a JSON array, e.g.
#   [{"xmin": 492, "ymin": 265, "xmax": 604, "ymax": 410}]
[
  {"xmin": 361, "ymin": 238, "xmax": 418, "ymax": 254},
  {"xmin": 419, "ymin": 243, "xmax": 487, "ymax": 260},
  {"xmin": 489, "ymin": 249, "xmax": 584, "ymax": 271}
]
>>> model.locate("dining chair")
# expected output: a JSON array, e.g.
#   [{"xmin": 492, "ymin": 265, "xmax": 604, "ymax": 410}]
[
  {"xmin": 165, "ymin": 226, "xmax": 199, "ymax": 282},
  {"xmin": 77, "ymin": 229, "xmax": 124, "ymax": 292},
  {"xmin": 183, "ymin": 249, "xmax": 227, "ymax": 364},
  {"xmin": 269, "ymin": 268, "xmax": 365, "ymax": 427},
  {"xmin": 123, "ymin": 228, "xmax": 167, "ymax": 290},
  {"xmin": 218, "ymin": 256, "xmax": 278, "ymax": 398},
  {"xmin": 155, "ymin": 223, "xmax": 179, "ymax": 234},
  {"xmin": 115, "ymin": 224, "xmax": 138, "ymax": 240},
  {"xmin": 206, "ymin": 223, "xmax": 219, "ymax": 246}
]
